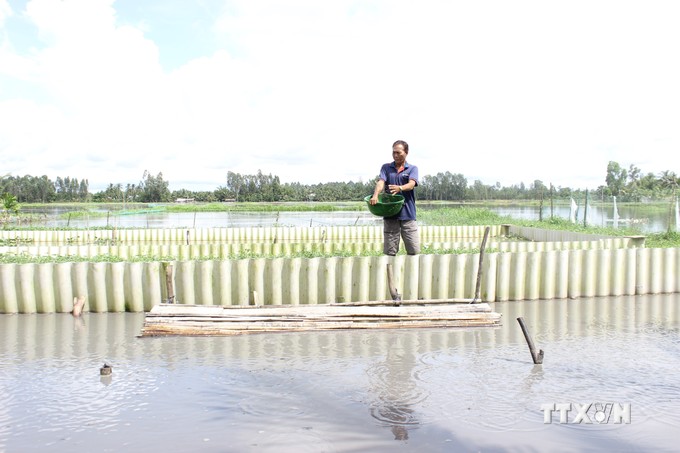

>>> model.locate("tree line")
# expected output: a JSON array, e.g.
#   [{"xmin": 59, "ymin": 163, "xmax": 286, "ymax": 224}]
[
  {"xmin": 605, "ymin": 162, "xmax": 679, "ymax": 201},
  {"xmin": 2, "ymin": 162, "xmax": 678, "ymax": 205}
]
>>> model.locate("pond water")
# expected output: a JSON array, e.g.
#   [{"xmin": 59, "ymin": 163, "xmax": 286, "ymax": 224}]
[
  {"xmin": 19, "ymin": 202, "xmax": 678, "ymax": 233},
  {"xmin": 486, "ymin": 203, "xmax": 674, "ymax": 234},
  {"xmin": 21, "ymin": 210, "xmax": 384, "ymax": 230},
  {"xmin": 2, "ymin": 295, "xmax": 678, "ymax": 452}
]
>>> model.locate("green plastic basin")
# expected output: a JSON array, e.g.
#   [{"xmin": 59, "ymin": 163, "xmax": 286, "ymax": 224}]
[{"xmin": 364, "ymin": 193, "xmax": 405, "ymax": 217}]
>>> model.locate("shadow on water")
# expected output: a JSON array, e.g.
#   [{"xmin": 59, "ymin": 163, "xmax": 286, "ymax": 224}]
[{"xmin": 1, "ymin": 294, "xmax": 679, "ymax": 452}]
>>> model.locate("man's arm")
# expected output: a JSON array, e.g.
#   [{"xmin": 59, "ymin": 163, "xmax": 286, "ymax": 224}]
[
  {"xmin": 370, "ymin": 180, "xmax": 385, "ymax": 205},
  {"xmin": 399, "ymin": 180, "xmax": 416, "ymax": 191},
  {"xmin": 400, "ymin": 165, "xmax": 419, "ymax": 192}
]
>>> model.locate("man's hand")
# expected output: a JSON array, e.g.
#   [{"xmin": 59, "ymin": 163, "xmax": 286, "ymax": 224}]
[{"xmin": 388, "ymin": 184, "xmax": 402, "ymax": 195}]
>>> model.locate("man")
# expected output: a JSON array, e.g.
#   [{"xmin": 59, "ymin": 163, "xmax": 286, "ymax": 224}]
[{"xmin": 370, "ymin": 140, "xmax": 420, "ymax": 255}]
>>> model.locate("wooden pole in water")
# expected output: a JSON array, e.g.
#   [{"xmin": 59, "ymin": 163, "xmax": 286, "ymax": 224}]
[
  {"xmin": 472, "ymin": 226, "xmax": 491, "ymax": 303},
  {"xmin": 583, "ymin": 189, "xmax": 589, "ymax": 228},
  {"xmin": 165, "ymin": 263, "xmax": 175, "ymax": 304},
  {"xmin": 517, "ymin": 317, "xmax": 544, "ymax": 364},
  {"xmin": 386, "ymin": 264, "xmax": 401, "ymax": 302}
]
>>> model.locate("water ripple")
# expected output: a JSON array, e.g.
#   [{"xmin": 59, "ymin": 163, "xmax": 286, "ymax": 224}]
[{"xmin": 2, "ymin": 299, "xmax": 680, "ymax": 452}]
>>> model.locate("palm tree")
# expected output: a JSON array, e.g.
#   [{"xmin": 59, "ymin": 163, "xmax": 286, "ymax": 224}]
[
  {"xmin": 659, "ymin": 170, "xmax": 679, "ymax": 194},
  {"xmin": 659, "ymin": 171, "xmax": 679, "ymax": 233}
]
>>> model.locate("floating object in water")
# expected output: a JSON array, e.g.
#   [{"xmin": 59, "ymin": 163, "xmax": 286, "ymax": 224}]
[
  {"xmin": 605, "ymin": 217, "xmax": 648, "ymax": 224},
  {"xmin": 100, "ymin": 363, "xmax": 112, "ymax": 376},
  {"xmin": 71, "ymin": 296, "xmax": 86, "ymax": 317}
]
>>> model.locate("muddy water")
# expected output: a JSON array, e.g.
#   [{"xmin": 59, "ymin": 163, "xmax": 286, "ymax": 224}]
[{"xmin": 1, "ymin": 295, "xmax": 678, "ymax": 452}]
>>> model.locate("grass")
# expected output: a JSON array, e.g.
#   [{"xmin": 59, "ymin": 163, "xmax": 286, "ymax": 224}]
[
  {"xmin": 420, "ymin": 207, "xmax": 513, "ymax": 226},
  {"xmin": 0, "ymin": 245, "xmax": 492, "ymax": 264},
  {"xmin": 510, "ymin": 216, "xmax": 642, "ymax": 237},
  {"xmin": 0, "ymin": 253, "xmax": 178, "ymax": 265},
  {"xmin": 647, "ymin": 231, "xmax": 680, "ymax": 248},
  {"xmin": 1, "ymin": 205, "xmax": 678, "ymax": 265}
]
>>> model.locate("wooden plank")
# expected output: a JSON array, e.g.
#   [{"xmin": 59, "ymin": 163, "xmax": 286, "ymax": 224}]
[
  {"xmin": 143, "ymin": 310, "xmax": 500, "ymax": 322},
  {"xmin": 147, "ymin": 303, "xmax": 494, "ymax": 316},
  {"xmin": 149, "ymin": 298, "xmax": 478, "ymax": 315},
  {"xmin": 139, "ymin": 301, "xmax": 502, "ymax": 337},
  {"xmin": 142, "ymin": 317, "xmax": 501, "ymax": 331},
  {"xmin": 141, "ymin": 318, "xmax": 500, "ymax": 337}
]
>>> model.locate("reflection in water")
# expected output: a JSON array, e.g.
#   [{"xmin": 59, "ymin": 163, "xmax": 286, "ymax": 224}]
[
  {"xmin": 367, "ymin": 335, "xmax": 423, "ymax": 440},
  {"xmin": 0, "ymin": 294, "xmax": 679, "ymax": 452},
  {"xmin": 0, "ymin": 376, "xmax": 9, "ymax": 453}
]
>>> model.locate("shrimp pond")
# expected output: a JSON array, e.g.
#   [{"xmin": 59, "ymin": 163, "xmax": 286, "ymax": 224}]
[{"xmin": 1, "ymin": 294, "xmax": 679, "ymax": 452}]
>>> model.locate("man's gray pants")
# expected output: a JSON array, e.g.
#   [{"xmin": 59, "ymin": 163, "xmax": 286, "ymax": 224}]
[{"xmin": 383, "ymin": 219, "xmax": 420, "ymax": 256}]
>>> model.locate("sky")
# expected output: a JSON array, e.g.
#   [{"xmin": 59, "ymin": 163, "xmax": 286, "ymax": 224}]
[{"xmin": 1, "ymin": 0, "xmax": 679, "ymax": 193}]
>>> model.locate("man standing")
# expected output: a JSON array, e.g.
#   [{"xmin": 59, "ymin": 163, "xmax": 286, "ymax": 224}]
[{"xmin": 370, "ymin": 140, "xmax": 420, "ymax": 255}]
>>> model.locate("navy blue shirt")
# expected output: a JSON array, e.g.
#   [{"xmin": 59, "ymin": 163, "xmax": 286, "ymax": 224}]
[{"xmin": 379, "ymin": 161, "xmax": 419, "ymax": 220}]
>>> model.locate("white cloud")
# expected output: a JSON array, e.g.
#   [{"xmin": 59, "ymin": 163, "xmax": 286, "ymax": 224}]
[
  {"xmin": 1, "ymin": 0, "xmax": 679, "ymax": 193},
  {"xmin": 0, "ymin": 0, "xmax": 11, "ymax": 24}
]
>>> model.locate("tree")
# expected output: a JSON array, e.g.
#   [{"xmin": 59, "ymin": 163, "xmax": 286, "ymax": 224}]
[
  {"xmin": 125, "ymin": 183, "xmax": 139, "ymax": 203},
  {"xmin": 79, "ymin": 179, "xmax": 89, "ymax": 201},
  {"xmin": 226, "ymin": 171, "xmax": 244, "ymax": 202},
  {"xmin": 627, "ymin": 165, "xmax": 641, "ymax": 186},
  {"xmin": 92, "ymin": 183, "xmax": 123, "ymax": 202},
  {"xmin": 138, "ymin": 171, "xmax": 171, "ymax": 202},
  {"xmin": 449, "ymin": 172, "xmax": 468, "ymax": 200},
  {"xmin": 605, "ymin": 161, "xmax": 627, "ymax": 197},
  {"xmin": 1, "ymin": 192, "xmax": 19, "ymax": 216},
  {"xmin": 659, "ymin": 170, "xmax": 679, "ymax": 193},
  {"xmin": 469, "ymin": 180, "xmax": 490, "ymax": 200},
  {"xmin": 530, "ymin": 180, "xmax": 547, "ymax": 200}
]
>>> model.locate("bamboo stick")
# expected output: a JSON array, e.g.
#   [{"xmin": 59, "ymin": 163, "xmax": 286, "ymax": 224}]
[
  {"xmin": 386, "ymin": 263, "xmax": 401, "ymax": 301},
  {"xmin": 473, "ymin": 226, "xmax": 491, "ymax": 303},
  {"xmin": 517, "ymin": 317, "xmax": 544, "ymax": 364}
]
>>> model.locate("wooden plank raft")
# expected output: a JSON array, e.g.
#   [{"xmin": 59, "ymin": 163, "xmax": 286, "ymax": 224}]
[{"xmin": 139, "ymin": 299, "xmax": 502, "ymax": 337}]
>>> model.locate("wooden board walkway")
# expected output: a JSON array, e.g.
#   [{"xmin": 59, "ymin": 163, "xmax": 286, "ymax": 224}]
[{"xmin": 139, "ymin": 299, "xmax": 502, "ymax": 337}]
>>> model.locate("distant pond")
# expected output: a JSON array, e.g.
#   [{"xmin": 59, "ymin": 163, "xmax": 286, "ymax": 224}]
[{"xmin": 17, "ymin": 201, "xmax": 679, "ymax": 233}]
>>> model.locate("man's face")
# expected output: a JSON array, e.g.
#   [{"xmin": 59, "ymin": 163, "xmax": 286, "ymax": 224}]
[{"xmin": 392, "ymin": 144, "xmax": 407, "ymax": 166}]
